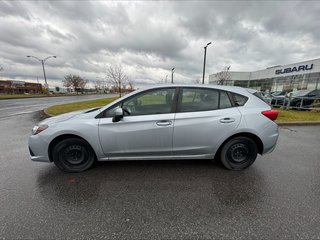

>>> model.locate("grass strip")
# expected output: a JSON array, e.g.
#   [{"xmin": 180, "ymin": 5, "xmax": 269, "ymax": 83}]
[
  {"xmin": 46, "ymin": 97, "xmax": 118, "ymax": 116},
  {"xmin": 276, "ymin": 109, "xmax": 320, "ymax": 123}
]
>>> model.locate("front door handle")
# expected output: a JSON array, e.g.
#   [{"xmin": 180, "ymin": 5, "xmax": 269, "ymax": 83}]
[
  {"xmin": 220, "ymin": 117, "xmax": 235, "ymax": 123},
  {"xmin": 156, "ymin": 120, "xmax": 172, "ymax": 126}
]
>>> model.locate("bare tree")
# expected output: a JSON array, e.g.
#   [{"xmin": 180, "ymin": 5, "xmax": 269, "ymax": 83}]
[
  {"xmin": 63, "ymin": 74, "xmax": 88, "ymax": 94},
  {"xmin": 105, "ymin": 64, "xmax": 128, "ymax": 97},
  {"xmin": 0, "ymin": 65, "xmax": 3, "ymax": 72},
  {"xmin": 216, "ymin": 66, "xmax": 231, "ymax": 85},
  {"xmin": 128, "ymin": 79, "xmax": 135, "ymax": 91}
]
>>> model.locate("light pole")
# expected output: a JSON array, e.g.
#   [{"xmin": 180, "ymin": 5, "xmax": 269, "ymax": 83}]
[
  {"xmin": 171, "ymin": 68, "xmax": 175, "ymax": 84},
  {"xmin": 27, "ymin": 55, "xmax": 56, "ymax": 91},
  {"xmin": 202, "ymin": 42, "xmax": 212, "ymax": 84}
]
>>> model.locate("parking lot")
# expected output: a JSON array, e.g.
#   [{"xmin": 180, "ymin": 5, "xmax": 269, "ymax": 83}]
[{"xmin": 0, "ymin": 111, "xmax": 320, "ymax": 239}]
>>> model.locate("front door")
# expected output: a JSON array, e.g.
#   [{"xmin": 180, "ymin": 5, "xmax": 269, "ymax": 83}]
[{"xmin": 98, "ymin": 87, "xmax": 177, "ymax": 159}]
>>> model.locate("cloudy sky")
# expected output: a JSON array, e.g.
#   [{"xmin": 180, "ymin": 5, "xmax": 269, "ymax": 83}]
[{"xmin": 0, "ymin": 0, "xmax": 319, "ymax": 87}]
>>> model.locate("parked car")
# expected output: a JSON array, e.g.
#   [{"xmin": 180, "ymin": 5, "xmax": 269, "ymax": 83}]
[
  {"xmin": 271, "ymin": 91, "xmax": 288, "ymax": 106},
  {"xmin": 289, "ymin": 89, "xmax": 320, "ymax": 108},
  {"xmin": 259, "ymin": 92, "xmax": 273, "ymax": 104},
  {"xmin": 29, "ymin": 85, "xmax": 279, "ymax": 172},
  {"xmin": 271, "ymin": 91, "xmax": 287, "ymax": 97}
]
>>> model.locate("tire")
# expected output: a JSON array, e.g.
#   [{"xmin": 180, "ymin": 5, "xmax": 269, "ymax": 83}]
[
  {"xmin": 52, "ymin": 138, "xmax": 95, "ymax": 172},
  {"xmin": 220, "ymin": 136, "xmax": 258, "ymax": 170}
]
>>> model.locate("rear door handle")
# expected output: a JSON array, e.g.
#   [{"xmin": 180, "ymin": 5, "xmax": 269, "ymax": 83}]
[
  {"xmin": 156, "ymin": 120, "xmax": 172, "ymax": 126},
  {"xmin": 219, "ymin": 117, "xmax": 235, "ymax": 123}
]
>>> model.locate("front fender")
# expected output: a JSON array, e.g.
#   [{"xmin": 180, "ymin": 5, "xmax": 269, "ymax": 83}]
[{"xmin": 41, "ymin": 119, "xmax": 105, "ymax": 161}]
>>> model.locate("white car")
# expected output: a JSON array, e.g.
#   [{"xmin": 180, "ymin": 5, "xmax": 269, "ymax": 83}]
[{"xmin": 29, "ymin": 85, "xmax": 279, "ymax": 172}]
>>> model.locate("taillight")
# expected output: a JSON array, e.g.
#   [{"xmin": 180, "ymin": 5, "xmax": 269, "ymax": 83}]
[{"xmin": 261, "ymin": 110, "xmax": 279, "ymax": 121}]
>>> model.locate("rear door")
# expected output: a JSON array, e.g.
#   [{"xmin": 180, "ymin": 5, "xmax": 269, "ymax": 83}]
[{"xmin": 172, "ymin": 87, "xmax": 241, "ymax": 157}]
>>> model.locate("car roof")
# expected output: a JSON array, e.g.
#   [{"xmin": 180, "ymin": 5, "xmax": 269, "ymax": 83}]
[{"xmin": 135, "ymin": 84, "xmax": 256, "ymax": 95}]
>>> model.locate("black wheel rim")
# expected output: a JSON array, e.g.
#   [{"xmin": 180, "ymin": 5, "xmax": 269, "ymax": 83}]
[
  {"xmin": 62, "ymin": 144, "xmax": 88, "ymax": 166},
  {"xmin": 227, "ymin": 142, "xmax": 252, "ymax": 164}
]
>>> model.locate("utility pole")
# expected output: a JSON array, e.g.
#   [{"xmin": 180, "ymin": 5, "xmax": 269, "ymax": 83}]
[
  {"xmin": 27, "ymin": 55, "xmax": 56, "ymax": 94},
  {"xmin": 202, "ymin": 42, "xmax": 212, "ymax": 84},
  {"xmin": 171, "ymin": 68, "xmax": 175, "ymax": 84}
]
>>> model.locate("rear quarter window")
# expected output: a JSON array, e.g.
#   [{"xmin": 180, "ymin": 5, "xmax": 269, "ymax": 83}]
[
  {"xmin": 252, "ymin": 92, "xmax": 267, "ymax": 102},
  {"xmin": 231, "ymin": 93, "xmax": 248, "ymax": 106}
]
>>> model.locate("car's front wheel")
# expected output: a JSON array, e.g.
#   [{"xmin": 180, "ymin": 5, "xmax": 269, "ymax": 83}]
[
  {"xmin": 220, "ymin": 136, "xmax": 258, "ymax": 170},
  {"xmin": 52, "ymin": 138, "xmax": 95, "ymax": 172}
]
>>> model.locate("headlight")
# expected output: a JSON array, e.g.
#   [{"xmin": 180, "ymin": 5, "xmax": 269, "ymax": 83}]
[{"xmin": 32, "ymin": 125, "xmax": 48, "ymax": 135}]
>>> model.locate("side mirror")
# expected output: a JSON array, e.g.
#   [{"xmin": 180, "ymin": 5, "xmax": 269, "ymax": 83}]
[{"xmin": 112, "ymin": 107, "xmax": 124, "ymax": 123}]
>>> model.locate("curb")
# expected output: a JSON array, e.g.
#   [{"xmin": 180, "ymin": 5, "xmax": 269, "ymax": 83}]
[
  {"xmin": 43, "ymin": 108, "xmax": 54, "ymax": 117},
  {"xmin": 277, "ymin": 121, "xmax": 320, "ymax": 126}
]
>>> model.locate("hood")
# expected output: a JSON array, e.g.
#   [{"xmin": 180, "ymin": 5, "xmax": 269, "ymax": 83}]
[{"xmin": 41, "ymin": 107, "xmax": 100, "ymax": 125}]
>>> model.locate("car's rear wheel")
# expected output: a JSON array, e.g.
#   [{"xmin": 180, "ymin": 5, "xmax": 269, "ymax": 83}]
[
  {"xmin": 220, "ymin": 136, "xmax": 258, "ymax": 170},
  {"xmin": 52, "ymin": 138, "xmax": 95, "ymax": 172}
]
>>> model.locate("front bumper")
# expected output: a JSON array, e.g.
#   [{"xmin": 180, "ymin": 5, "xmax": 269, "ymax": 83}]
[{"xmin": 28, "ymin": 134, "xmax": 50, "ymax": 162}]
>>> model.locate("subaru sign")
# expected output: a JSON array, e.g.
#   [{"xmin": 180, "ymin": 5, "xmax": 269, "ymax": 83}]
[{"xmin": 275, "ymin": 64, "xmax": 313, "ymax": 75}]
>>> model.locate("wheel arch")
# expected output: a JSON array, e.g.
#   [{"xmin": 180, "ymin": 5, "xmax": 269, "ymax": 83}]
[
  {"xmin": 48, "ymin": 134, "xmax": 96, "ymax": 162},
  {"xmin": 214, "ymin": 132, "xmax": 264, "ymax": 160}
]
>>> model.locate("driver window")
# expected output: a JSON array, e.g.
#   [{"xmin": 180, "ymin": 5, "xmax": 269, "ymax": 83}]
[{"xmin": 122, "ymin": 88, "xmax": 176, "ymax": 116}]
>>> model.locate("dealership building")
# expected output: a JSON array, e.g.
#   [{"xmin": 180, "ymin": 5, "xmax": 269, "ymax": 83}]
[
  {"xmin": 0, "ymin": 80, "xmax": 42, "ymax": 94},
  {"xmin": 209, "ymin": 58, "xmax": 320, "ymax": 92}
]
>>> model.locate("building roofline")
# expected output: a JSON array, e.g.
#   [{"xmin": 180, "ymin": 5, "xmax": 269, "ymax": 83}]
[{"xmin": 210, "ymin": 57, "xmax": 320, "ymax": 76}]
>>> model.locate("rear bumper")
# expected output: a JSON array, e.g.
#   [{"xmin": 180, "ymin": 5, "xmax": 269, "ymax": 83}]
[
  {"xmin": 259, "ymin": 122, "xmax": 279, "ymax": 155},
  {"xmin": 28, "ymin": 135, "xmax": 50, "ymax": 162},
  {"xmin": 263, "ymin": 140, "xmax": 277, "ymax": 154}
]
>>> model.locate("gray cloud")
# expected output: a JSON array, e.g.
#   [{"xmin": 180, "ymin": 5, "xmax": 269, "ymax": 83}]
[{"xmin": 0, "ymin": 0, "xmax": 319, "ymax": 86}]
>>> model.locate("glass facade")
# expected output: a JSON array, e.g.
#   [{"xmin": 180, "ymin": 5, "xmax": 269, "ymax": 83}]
[{"xmin": 222, "ymin": 72, "xmax": 319, "ymax": 92}]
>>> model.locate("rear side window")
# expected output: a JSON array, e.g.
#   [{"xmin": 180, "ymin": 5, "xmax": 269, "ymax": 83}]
[
  {"xmin": 179, "ymin": 88, "xmax": 219, "ymax": 112},
  {"xmin": 219, "ymin": 91, "xmax": 232, "ymax": 109},
  {"xmin": 232, "ymin": 93, "xmax": 248, "ymax": 106}
]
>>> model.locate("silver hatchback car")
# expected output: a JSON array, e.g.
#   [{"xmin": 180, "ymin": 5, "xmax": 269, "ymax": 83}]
[{"xmin": 29, "ymin": 85, "xmax": 279, "ymax": 172}]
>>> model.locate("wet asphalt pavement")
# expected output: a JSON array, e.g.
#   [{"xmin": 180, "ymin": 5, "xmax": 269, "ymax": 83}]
[{"xmin": 0, "ymin": 109, "xmax": 320, "ymax": 239}]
